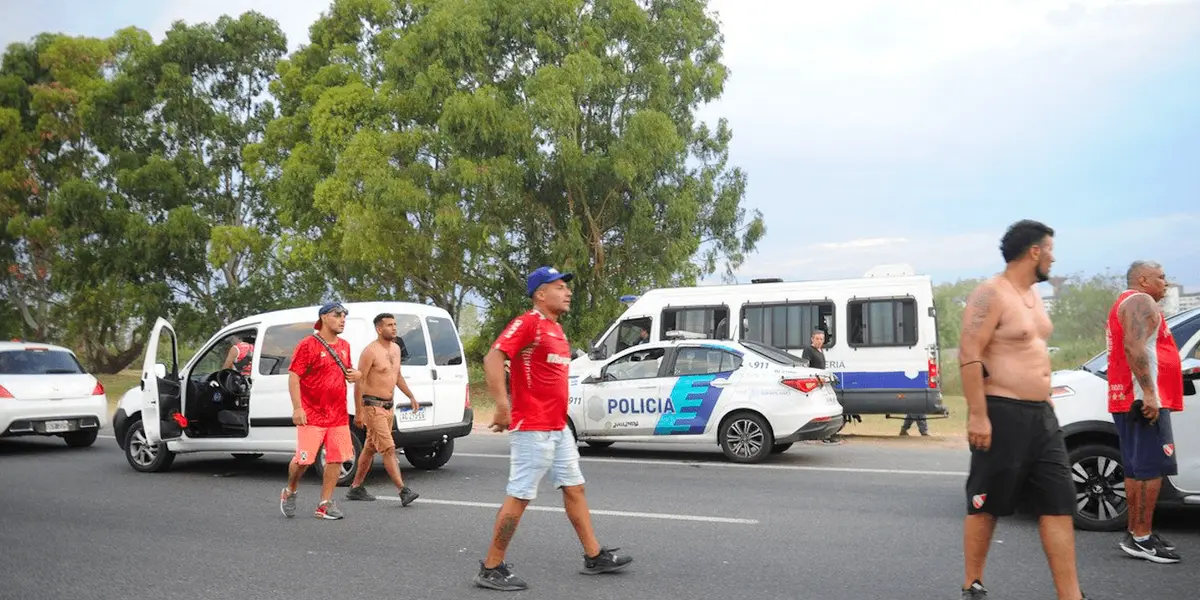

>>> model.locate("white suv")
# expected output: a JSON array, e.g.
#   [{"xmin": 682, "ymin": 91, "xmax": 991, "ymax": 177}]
[
  {"xmin": 111, "ymin": 302, "xmax": 474, "ymax": 485},
  {"xmin": 1051, "ymin": 306, "xmax": 1200, "ymax": 531},
  {"xmin": 0, "ymin": 341, "xmax": 107, "ymax": 447}
]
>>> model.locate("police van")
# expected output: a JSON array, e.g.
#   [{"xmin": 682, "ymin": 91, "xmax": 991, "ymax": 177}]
[
  {"xmin": 571, "ymin": 264, "xmax": 946, "ymax": 425},
  {"xmin": 111, "ymin": 302, "xmax": 474, "ymax": 485}
]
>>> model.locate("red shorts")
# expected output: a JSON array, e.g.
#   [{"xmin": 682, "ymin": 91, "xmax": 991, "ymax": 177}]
[{"xmin": 293, "ymin": 424, "xmax": 353, "ymax": 465}]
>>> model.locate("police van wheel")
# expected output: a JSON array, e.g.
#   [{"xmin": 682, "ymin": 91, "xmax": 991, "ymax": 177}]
[
  {"xmin": 719, "ymin": 411, "xmax": 773, "ymax": 464},
  {"xmin": 586, "ymin": 441, "xmax": 614, "ymax": 449}
]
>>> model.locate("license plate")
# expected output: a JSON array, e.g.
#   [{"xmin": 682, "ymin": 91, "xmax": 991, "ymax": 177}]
[
  {"xmin": 398, "ymin": 409, "xmax": 426, "ymax": 422},
  {"xmin": 44, "ymin": 420, "xmax": 72, "ymax": 433}
]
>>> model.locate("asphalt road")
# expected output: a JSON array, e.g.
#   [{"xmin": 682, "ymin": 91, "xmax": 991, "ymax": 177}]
[{"xmin": 2, "ymin": 431, "xmax": 1197, "ymax": 600}]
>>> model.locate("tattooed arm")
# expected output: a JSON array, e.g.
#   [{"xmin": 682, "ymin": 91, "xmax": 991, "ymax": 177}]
[
  {"xmin": 959, "ymin": 280, "xmax": 1003, "ymax": 450},
  {"xmin": 1119, "ymin": 293, "xmax": 1162, "ymax": 419}
]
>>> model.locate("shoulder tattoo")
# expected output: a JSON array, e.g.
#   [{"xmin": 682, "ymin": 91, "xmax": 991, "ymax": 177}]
[{"xmin": 963, "ymin": 284, "xmax": 997, "ymax": 335}]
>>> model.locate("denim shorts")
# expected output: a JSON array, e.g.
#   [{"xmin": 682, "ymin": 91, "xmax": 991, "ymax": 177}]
[{"xmin": 506, "ymin": 428, "xmax": 585, "ymax": 500}]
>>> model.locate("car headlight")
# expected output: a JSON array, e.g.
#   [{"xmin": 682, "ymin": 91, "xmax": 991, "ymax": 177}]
[{"xmin": 1051, "ymin": 385, "xmax": 1075, "ymax": 399}]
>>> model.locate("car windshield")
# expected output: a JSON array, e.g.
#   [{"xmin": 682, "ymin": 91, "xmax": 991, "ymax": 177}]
[
  {"xmin": 0, "ymin": 349, "xmax": 85, "ymax": 374},
  {"xmin": 1079, "ymin": 309, "xmax": 1200, "ymax": 376},
  {"xmin": 740, "ymin": 340, "xmax": 806, "ymax": 367}
]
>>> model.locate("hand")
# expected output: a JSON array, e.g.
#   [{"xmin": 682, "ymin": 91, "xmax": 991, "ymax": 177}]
[
  {"xmin": 345, "ymin": 368, "xmax": 362, "ymax": 382},
  {"xmin": 1142, "ymin": 393, "xmax": 1161, "ymax": 424},
  {"xmin": 292, "ymin": 407, "xmax": 307, "ymax": 426},
  {"xmin": 409, "ymin": 397, "xmax": 420, "ymax": 412},
  {"xmin": 353, "ymin": 412, "xmax": 364, "ymax": 429},
  {"xmin": 490, "ymin": 404, "xmax": 511, "ymax": 433},
  {"xmin": 967, "ymin": 414, "xmax": 992, "ymax": 451}
]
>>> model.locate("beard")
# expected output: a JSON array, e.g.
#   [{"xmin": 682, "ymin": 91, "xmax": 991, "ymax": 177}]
[{"xmin": 1035, "ymin": 265, "xmax": 1050, "ymax": 283}]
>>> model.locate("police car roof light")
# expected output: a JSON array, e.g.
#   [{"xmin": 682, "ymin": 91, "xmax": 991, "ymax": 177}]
[
  {"xmin": 663, "ymin": 330, "xmax": 707, "ymax": 340},
  {"xmin": 619, "ymin": 294, "xmax": 639, "ymax": 304}
]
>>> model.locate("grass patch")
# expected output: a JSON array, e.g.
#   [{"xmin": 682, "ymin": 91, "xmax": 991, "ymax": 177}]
[
  {"xmin": 97, "ymin": 370, "xmax": 142, "ymax": 417},
  {"xmin": 838, "ymin": 395, "xmax": 967, "ymax": 438}
]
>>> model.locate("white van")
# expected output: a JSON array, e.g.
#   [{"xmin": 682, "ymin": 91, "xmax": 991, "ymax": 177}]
[
  {"xmin": 112, "ymin": 302, "xmax": 473, "ymax": 485},
  {"xmin": 572, "ymin": 265, "xmax": 946, "ymax": 421}
]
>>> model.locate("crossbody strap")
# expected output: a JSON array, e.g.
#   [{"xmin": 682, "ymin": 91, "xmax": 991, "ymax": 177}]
[{"xmin": 311, "ymin": 333, "xmax": 349, "ymax": 375}]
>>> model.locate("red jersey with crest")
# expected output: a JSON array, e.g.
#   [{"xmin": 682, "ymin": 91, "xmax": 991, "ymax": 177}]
[
  {"xmin": 288, "ymin": 335, "xmax": 353, "ymax": 427},
  {"xmin": 492, "ymin": 310, "xmax": 571, "ymax": 431},
  {"xmin": 1106, "ymin": 290, "xmax": 1184, "ymax": 413}
]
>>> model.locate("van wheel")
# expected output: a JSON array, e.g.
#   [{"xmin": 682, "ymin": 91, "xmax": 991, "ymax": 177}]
[
  {"xmin": 771, "ymin": 442, "xmax": 794, "ymax": 454},
  {"xmin": 1068, "ymin": 443, "xmax": 1128, "ymax": 532},
  {"xmin": 124, "ymin": 420, "xmax": 175, "ymax": 473},
  {"xmin": 720, "ymin": 411, "xmax": 773, "ymax": 464},
  {"xmin": 316, "ymin": 426, "xmax": 364, "ymax": 487},
  {"xmin": 64, "ymin": 430, "xmax": 98, "ymax": 448},
  {"xmin": 404, "ymin": 439, "xmax": 454, "ymax": 470}
]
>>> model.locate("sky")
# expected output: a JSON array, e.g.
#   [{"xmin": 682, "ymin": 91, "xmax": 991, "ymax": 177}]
[{"xmin": 3, "ymin": 0, "xmax": 1198, "ymax": 292}]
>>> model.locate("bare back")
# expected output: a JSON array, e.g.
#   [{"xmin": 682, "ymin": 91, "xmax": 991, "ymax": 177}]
[
  {"xmin": 971, "ymin": 276, "xmax": 1054, "ymax": 402},
  {"xmin": 360, "ymin": 340, "xmax": 401, "ymax": 399}
]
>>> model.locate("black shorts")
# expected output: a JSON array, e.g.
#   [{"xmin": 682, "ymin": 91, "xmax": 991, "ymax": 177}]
[
  {"xmin": 965, "ymin": 396, "xmax": 1075, "ymax": 518},
  {"xmin": 1113, "ymin": 407, "xmax": 1177, "ymax": 480}
]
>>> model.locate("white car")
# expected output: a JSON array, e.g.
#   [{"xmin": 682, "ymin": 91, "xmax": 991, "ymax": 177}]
[
  {"xmin": 0, "ymin": 341, "xmax": 107, "ymax": 447},
  {"xmin": 567, "ymin": 335, "xmax": 843, "ymax": 463},
  {"xmin": 111, "ymin": 302, "xmax": 474, "ymax": 485},
  {"xmin": 1051, "ymin": 306, "xmax": 1200, "ymax": 531}
]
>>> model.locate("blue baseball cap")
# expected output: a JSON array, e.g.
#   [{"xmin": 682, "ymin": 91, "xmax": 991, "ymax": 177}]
[
  {"xmin": 526, "ymin": 266, "xmax": 574, "ymax": 297},
  {"xmin": 314, "ymin": 302, "xmax": 348, "ymax": 329}
]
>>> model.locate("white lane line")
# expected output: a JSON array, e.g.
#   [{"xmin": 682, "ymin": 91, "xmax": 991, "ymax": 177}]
[
  {"xmin": 454, "ymin": 452, "xmax": 968, "ymax": 477},
  {"xmin": 376, "ymin": 496, "xmax": 758, "ymax": 525}
]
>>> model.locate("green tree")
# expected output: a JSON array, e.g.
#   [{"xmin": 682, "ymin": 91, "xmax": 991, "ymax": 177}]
[
  {"xmin": 254, "ymin": 0, "xmax": 764, "ymax": 345},
  {"xmin": 933, "ymin": 277, "xmax": 983, "ymax": 349},
  {"xmin": 1048, "ymin": 273, "xmax": 1123, "ymax": 346}
]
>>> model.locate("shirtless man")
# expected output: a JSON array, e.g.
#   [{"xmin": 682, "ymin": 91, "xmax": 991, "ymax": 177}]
[
  {"xmin": 957, "ymin": 220, "xmax": 1089, "ymax": 600},
  {"xmin": 344, "ymin": 313, "xmax": 420, "ymax": 506}
]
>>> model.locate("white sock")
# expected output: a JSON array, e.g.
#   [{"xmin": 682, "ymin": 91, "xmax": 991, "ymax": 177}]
[{"xmin": 1134, "ymin": 534, "xmax": 1151, "ymax": 543}]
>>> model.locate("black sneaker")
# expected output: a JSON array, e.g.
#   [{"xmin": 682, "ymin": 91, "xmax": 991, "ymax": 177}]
[
  {"xmin": 1151, "ymin": 532, "xmax": 1176, "ymax": 552},
  {"xmin": 581, "ymin": 546, "xmax": 633, "ymax": 575},
  {"xmin": 345, "ymin": 485, "xmax": 375, "ymax": 501},
  {"xmin": 473, "ymin": 561, "xmax": 528, "ymax": 591},
  {"xmin": 1119, "ymin": 532, "xmax": 1181, "ymax": 564},
  {"xmin": 961, "ymin": 580, "xmax": 987, "ymax": 599},
  {"xmin": 399, "ymin": 486, "xmax": 419, "ymax": 506}
]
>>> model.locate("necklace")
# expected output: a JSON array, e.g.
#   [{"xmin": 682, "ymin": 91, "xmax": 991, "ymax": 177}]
[{"xmin": 1002, "ymin": 275, "xmax": 1036, "ymax": 309}]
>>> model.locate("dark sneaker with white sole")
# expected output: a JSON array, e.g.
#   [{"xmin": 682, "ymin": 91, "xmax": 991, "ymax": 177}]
[
  {"xmin": 581, "ymin": 546, "xmax": 633, "ymax": 575},
  {"xmin": 399, "ymin": 486, "xmax": 419, "ymax": 506},
  {"xmin": 961, "ymin": 580, "xmax": 987, "ymax": 599},
  {"xmin": 1120, "ymin": 532, "xmax": 1180, "ymax": 564},
  {"xmin": 1152, "ymin": 532, "xmax": 1176, "ymax": 552},
  {"xmin": 473, "ymin": 561, "xmax": 528, "ymax": 591},
  {"xmin": 279, "ymin": 488, "xmax": 297, "ymax": 518},
  {"xmin": 345, "ymin": 485, "xmax": 375, "ymax": 501}
]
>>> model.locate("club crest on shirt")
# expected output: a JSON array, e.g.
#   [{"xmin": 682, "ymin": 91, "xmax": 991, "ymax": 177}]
[{"xmin": 1164, "ymin": 443, "xmax": 1175, "ymax": 457}]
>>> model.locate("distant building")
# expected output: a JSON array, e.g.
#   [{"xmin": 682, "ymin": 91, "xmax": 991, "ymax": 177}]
[{"xmin": 1164, "ymin": 284, "xmax": 1200, "ymax": 316}]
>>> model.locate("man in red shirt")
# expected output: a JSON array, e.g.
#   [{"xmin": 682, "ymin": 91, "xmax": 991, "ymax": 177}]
[
  {"xmin": 279, "ymin": 302, "xmax": 361, "ymax": 520},
  {"xmin": 472, "ymin": 267, "xmax": 632, "ymax": 591},
  {"xmin": 1106, "ymin": 260, "xmax": 1183, "ymax": 563}
]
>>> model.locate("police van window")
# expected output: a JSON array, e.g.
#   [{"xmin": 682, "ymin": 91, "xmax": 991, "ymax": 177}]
[
  {"xmin": 847, "ymin": 298, "xmax": 918, "ymax": 347},
  {"xmin": 192, "ymin": 329, "xmax": 256, "ymax": 381},
  {"xmin": 426, "ymin": 316, "xmax": 464, "ymax": 366},
  {"xmin": 660, "ymin": 306, "xmax": 729, "ymax": 340},
  {"xmin": 395, "ymin": 314, "xmax": 429, "ymax": 366},
  {"xmin": 740, "ymin": 302, "xmax": 835, "ymax": 350},
  {"xmin": 603, "ymin": 347, "xmax": 666, "ymax": 381},
  {"xmin": 670, "ymin": 346, "xmax": 743, "ymax": 377},
  {"xmin": 598, "ymin": 317, "xmax": 653, "ymax": 358},
  {"xmin": 257, "ymin": 322, "xmax": 314, "ymax": 375}
]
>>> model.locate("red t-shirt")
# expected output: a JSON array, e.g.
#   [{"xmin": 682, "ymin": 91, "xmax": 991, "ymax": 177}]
[
  {"xmin": 288, "ymin": 335, "xmax": 353, "ymax": 427},
  {"xmin": 492, "ymin": 310, "xmax": 571, "ymax": 431}
]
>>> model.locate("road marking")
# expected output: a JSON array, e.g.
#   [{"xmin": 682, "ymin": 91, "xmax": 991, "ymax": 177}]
[
  {"xmin": 454, "ymin": 452, "xmax": 968, "ymax": 477},
  {"xmin": 376, "ymin": 496, "xmax": 758, "ymax": 524}
]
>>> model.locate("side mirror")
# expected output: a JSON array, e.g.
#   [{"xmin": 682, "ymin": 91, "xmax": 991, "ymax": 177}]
[
  {"xmin": 154, "ymin": 363, "xmax": 167, "ymax": 379},
  {"xmin": 572, "ymin": 348, "xmax": 585, "ymax": 360},
  {"xmin": 588, "ymin": 345, "xmax": 607, "ymax": 361}
]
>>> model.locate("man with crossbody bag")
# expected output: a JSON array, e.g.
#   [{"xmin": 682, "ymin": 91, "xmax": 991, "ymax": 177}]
[{"xmin": 279, "ymin": 302, "xmax": 362, "ymax": 520}]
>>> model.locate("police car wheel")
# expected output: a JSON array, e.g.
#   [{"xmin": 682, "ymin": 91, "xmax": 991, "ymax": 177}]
[{"xmin": 719, "ymin": 411, "xmax": 773, "ymax": 463}]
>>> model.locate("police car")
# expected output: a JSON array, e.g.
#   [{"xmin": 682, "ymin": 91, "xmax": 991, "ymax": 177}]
[{"xmin": 566, "ymin": 332, "xmax": 843, "ymax": 463}]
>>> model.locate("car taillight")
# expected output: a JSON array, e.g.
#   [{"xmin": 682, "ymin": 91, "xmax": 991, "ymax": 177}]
[
  {"xmin": 92, "ymin": 381, "xmax": 105, "ymax": 396},
  {"xmin": 782, "ymin": 377, "xmax": 822, "ymax": 394},
  {"xmin": 465, "ymin": 385, "xmax": 471, "ymax": 408},
  {"xmin": 0, "ymin": 384, "xmax": 12, "ymax": 398},
  {"xmin": 928, "ymin": 356, "xmax": 939, "ymax": 389}
]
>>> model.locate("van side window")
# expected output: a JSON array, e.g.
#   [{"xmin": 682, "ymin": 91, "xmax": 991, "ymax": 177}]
[
  {"xmin": 394, "ymin": 314, "xmax": 429, "ymax": 366},
  {"xmin": 426, "ymin": 316, "xmax": 464, "ymax": 366},
  {"xmin": 847, "ymin": 298, "xmax": 918, "ymax": 347},
  {"xmin": 740, "ymin": 302, "xmax": 836, "ymax": 349},
  {"xmin": 670, "ymin": 346, "xmax": 743, "ymax": 377},
  {"xmin": 257, "ymin": 322, "xmax": 316, "ymax": 375},
  {"xmin": 661, "ymin": 306, "xmax": 729, "ymax": 340},
  {"xmin": 597, "ymin": 317, "xmax": 653, "ymax": 358}
]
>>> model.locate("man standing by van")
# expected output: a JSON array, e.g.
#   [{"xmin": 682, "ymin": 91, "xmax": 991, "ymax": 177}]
[
  {"xmin": 1106, "ymin": 260, "xmax": 1182, "ymax": 564},
  {"xmin": 472, "ymin": 266, "xmax": 633, "ymax": 591},
  {"xmin": 279, "ymin": 302, "xmax": 361, "ymax": 520},
  {"xmin": 957, "ymin": 220, "xmax": 1089, "ymax": 600},
  {"xmin": 345, "ymin": 313, "xmax": 421, "ymax": 507}
]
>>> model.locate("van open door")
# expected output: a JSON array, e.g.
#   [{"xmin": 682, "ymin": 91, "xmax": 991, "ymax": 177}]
[{"xmin": 140, "ymin": 318, "xmax": 179, "ymax": 444}]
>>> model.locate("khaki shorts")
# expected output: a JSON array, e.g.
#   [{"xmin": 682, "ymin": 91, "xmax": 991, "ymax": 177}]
[{"xmin": 362, "ymin": 405, "xmax": 396, "ymax": 453}]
